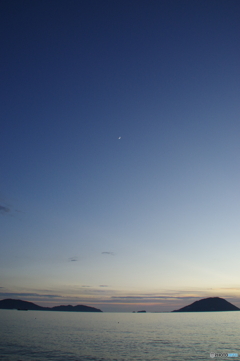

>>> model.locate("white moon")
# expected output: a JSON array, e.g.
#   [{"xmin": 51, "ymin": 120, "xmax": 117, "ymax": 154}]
[{"xmin": 118, "ymin": 136, "xmax": 121, "ymax": 139}]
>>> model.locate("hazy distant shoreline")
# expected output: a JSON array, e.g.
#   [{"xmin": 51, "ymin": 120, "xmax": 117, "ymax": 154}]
[{"xmin": 0, "ymin": 298, "xmax": 102, "ymax": 312}]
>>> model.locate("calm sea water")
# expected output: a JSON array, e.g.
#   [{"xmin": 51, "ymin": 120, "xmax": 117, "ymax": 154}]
[{"xmin": 0, "ymin": 309, "xmax": 239, "ymax": 361}]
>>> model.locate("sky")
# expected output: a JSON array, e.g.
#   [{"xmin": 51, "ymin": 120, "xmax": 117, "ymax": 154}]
[{"xmin": 1, "ymin": 0, "xmax": 240, "ymax": 312}]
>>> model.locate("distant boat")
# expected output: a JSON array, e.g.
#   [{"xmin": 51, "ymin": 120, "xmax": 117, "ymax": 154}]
[{"xmin": 137, "ymin": 310, "xmax": 146, "ymax": 313}]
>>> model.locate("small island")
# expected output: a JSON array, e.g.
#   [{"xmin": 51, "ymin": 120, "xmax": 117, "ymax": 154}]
[
  {"xmin": 172, "ymin": 297, "xmax": 239, "ymax": 312},
  {"xmin": 0, "ymin": 299, "xmax": 102, "ymax": 312}
]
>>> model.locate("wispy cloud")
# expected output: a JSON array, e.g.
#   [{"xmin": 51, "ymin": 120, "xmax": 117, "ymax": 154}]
[
  {"xmin": 101, "ymin": 251, "xmax": 114, "ymax": 256},
  {"xmin": 68, "ymin": 257, "xmax": 78, "ymax": 262},
  {"xmin": 99, "ymin": 285, "xmax": 108, "ymax": 287},
  {"xmin": 0, "ymin": 292, "xmax": 61, "ymax": 299},
  {"xmin": 0, "ymin": 205, "xmax": 10, "ymax": 214},
  {"xmin": 219, "ymin": 287, "xmax": 240, "ymax": 291},
  {"xmin": 111, "ymin": 295, "xmax": 198, "ymax": 300}
]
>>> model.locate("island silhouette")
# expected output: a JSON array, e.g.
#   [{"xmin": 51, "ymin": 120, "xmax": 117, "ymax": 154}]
[
  {"xmin": 0, "ymin": 299, "xmax": 102, "ymax": 312},
  {"xmin": 172, "ymin": 297, "xmax": 239, "ymax": 312}
]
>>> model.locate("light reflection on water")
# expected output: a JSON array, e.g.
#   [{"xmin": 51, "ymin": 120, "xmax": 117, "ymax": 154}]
[{"xmin": 1, "ymin": 310, "xmax": 239, "ymax": 360}]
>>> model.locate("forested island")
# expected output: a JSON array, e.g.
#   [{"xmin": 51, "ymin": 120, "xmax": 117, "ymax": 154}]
[{"xmin": 172, "ymin": 297, "xmax": 239, "ymax": 312}]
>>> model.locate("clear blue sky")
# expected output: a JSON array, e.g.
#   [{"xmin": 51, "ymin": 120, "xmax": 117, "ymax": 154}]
[{"xmin": 1, "ymin": 0, "xmax": 240, "ymax": 312}]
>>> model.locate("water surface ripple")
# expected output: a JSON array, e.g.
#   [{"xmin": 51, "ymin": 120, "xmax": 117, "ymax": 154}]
[{"xmin": 1, "ymin": 310, "xmax": 239, "ymax": 360}]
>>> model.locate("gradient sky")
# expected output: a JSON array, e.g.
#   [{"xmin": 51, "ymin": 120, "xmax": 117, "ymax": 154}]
[{"xmin": 1, "ymin": 0, "xmax": 240, "ymax": 312}]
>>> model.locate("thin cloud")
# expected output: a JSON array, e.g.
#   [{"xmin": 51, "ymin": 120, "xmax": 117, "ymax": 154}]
[
  {"xmin": 101, "ymin": 251, "xmax": 114, "ymax": 256},
  {"xmin": 0, "ymin": 205, "xmax": 10, "ymax": 214},
  {"xmin": 219, "ymin": 287, "xmax": 240, "ymax": 291},
  {"xmin": 0, "ymin": 292, "xmax": 61, "ymax": 299},
  {"xmin": 14, "ymin": 209, "xmax": 24, "ymax": 214},
  {"xmin": 99, "ymin": 285, "xmax": 108, "ymax": 287},
  {"xmin": 111, "ymin": 295, "xmax": 200, "ymax": 300},
  {"xmin": 68, "ymin": 257, "xmax": 78, "ymax": 262}
]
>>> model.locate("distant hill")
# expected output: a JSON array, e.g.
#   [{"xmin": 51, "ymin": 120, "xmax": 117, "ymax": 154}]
[
  {"xmin": 172, "ymin": 297, "xmax": 239, "ymax": 312},
  {"xmin": 0, "ymin": 299, "xmax": 102, "ymax": 312},
  {"xmin": 0, "ymin": 299, "xmax": 46, "ymax": 311},
  {"xmin": 51, "ymin": 304, "xmax": 102, "ymax": 312}
]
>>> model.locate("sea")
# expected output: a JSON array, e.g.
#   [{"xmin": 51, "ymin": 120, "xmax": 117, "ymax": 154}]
[{"xmin": 0, "ymin": 309, "xmax": 239, "ymax": 361}]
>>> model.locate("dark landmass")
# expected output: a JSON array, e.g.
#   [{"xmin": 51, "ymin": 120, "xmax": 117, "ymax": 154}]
[
  {"xmin": 172, "ymin": 297, "xmax": 240, "ymax": 312},
  {"xmin": 137, "ymin": 310, "xmax": 146, "ymax": 313},
  {"xmin": 0, "ymin": 299, "xmax": 102, "ymax": 312},
  {"xmin": 0, "ymin": 299, "xmax": 45, "ymax": 311},
  {"xmin": 51, "ymin": 304, "xmax": 102, "ymax": 312}
]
